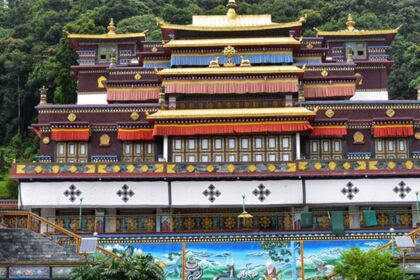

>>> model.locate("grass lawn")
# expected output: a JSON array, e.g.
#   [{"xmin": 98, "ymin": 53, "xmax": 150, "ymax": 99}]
[{"xmin": 0, "ymin": 180, "xmax": 10, "ymax": 199}]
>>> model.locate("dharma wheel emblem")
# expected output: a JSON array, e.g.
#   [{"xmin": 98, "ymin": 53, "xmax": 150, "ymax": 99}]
[{"xmin": 223, "ymin": 45, "xmax": 236, "ymax": 67}]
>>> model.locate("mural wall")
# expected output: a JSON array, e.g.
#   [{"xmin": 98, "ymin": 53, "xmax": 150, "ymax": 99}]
[{"xmin": 103, "ymin": 238, "xmax": 389, "ymax": 280}]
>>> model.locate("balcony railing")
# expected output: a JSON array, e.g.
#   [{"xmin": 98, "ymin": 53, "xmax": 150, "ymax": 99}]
[
  {"xmin": 46, "ymin": 210, "xmax": 414, "ymax": 234},
  {"xmin": 11, "ymin": 158, "xmax": 420, "ymax": 179}
]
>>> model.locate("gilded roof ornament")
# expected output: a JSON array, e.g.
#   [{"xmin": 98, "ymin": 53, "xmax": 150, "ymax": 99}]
[
  {"xmin": 107, "ymin": 18, "xmax": 116, "ymax": 35},
  {"xmin": 226, "ymin": 0, "xmax": 237, "ymax": 19},
  {"xmin": 346, "ymin": 14, "xmax": 356, "ymax": 31}
]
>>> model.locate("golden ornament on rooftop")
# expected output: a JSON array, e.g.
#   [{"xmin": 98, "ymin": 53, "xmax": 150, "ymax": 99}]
[
  {"xmin": 42, "ymin": 137, "xmax": 50, "ymax": 145},
  {"xmin": 223, "ymin": 45, "xmax": 236, "ymax": 67},
  {"xmin": 130, "ymin": 112, "xmax": 140, "ymax": 121},
  {"xmin": 325, "ymin": 108, "xmax": 335, "ymax": 118},
  {"xmin": 67, "ymin": 113, "xmax": 77, "ymax": 122},
  {"xmin": 386, "ymin": 108, "xmax": 396, "ymax": 118},
  {"xmin": 107, "ymin": 18, "xmax": 116, "ymax": 35}
]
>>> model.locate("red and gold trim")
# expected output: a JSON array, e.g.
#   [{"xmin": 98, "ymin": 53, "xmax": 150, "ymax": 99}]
[
  {"xmin": 117, "ymin": 128, "xmax": 154, "ymax": 141},
  {"xmin": 107, "ymin": 87, "xmax": 160, "ymax": 102},
  {"xmin": 304, "ymin": 83, "xmax": 355, "ymax": 99},
  {"xmin": 51, "ymin": 128, "xmax": 90, "ymax": 141},
  {"xmin": 153, "ymin": 121, "xmax": 313, "ymax": 136},
  {"xmin": 373, "ymin": 124, "xmax": 414, "ymax": 138},
  {"xmin": 310, "ymin": 125, "xmax": 347, "ymax": 137}
]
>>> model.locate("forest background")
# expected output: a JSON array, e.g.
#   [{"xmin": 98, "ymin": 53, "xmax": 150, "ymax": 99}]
[{"xmin": 0, "ymin": 0, "xmax": 419, "ymax": 197}]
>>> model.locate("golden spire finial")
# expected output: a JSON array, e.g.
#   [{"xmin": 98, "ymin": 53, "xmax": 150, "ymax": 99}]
[
  {"xmin": 346, "ymin": 14, "xmax": 356, "ymax": 31},
  {"xmin": 107, "ymin": 18, "xmax": 116, "ymax": 35},
  {"xmin": 226, "ymin": 0, "xmax": 237, "ymax": 19}
]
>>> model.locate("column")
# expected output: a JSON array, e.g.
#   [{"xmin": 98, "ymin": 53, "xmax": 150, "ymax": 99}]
[
  {"xmin": 155, "ymin": 208, "xmax": 162, "ymax": 233},
  {"xmin": 163, "ymin": 136, "xmax": 169, "ymax": 161},
  {"xmin": 411, "ymin": 203, "xmax": 419, "ymax": 227},
  {"xmin": 348, "ymin": 205, "xmax": 360, "ymax": 229},
  {"xmin": 105, "ymin": 208, "xmax": 117, "ymax": 233},
  {"xmin": 295, "ymin": 133, "xmax": 301, "ymax": 160},
  {"xmin": 40, "ymin": 208, "xmax": 55, "ymax": 234}
]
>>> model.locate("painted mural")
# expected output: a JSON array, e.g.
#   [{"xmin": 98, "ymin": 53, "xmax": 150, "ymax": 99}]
[
  {"xmin": 101, "ymin": 238, "xmax": 390, "ymax": 280},
  {"xmin": 8, "ymin": 266, "xmax": 49, "ymax": 279},
  {"xmin": 51, "ymin": 267, "xmax": 77, "ymax": 279},
  {"xmin": 0, "ymin": 267, "xmax": 6, "ymax": 279}
]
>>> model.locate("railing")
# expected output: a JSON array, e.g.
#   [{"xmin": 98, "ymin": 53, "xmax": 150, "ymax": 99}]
[
  {"xmin": 46, "ymin": 210, "xmax": 415, "ymax": 234},
  {"xmin": 11, "ymin": 158, "xmax": 420, "ymax": 179},
  {"xmin": 0, "ymin": 211, "xmax": 119, "ymax": 259}
]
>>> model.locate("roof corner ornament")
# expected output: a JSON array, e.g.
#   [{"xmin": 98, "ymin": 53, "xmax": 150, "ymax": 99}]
[
  {"xmin": 39, "ymin": 85, "xmax": 48, "ymax": 105},
  {"xmin": 107, "ymin": 18, "xmax": 116, "ymax": 35},
  {"xmin": 299, "ymin": 13, "xmax": 307, "ymax": 24},
  {"xmin": 346, "ymin": 14, "xmax": 356, "ymax": 31},
  {"xmin": 226, "ymin": 0, "xmax": 237, "ymax": 19}
]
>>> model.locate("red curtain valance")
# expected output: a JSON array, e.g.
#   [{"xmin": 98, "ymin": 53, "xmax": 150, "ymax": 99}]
[
  {"xmin": 164, "ymin": 79, "xmax": 298, "ymax": 94},
  {"xmin": 51, "ymin": 128, "xmax": 90, "ymax": 141},
  {"xmin": 117, "ymin": 128, "xmax": 154, "ymax": 141},
  {"xmin": 304, "ymin": 84, "xmax": 355, "ymax": 99},
  {"xmin": 153, "ymin": 121, "xmax": 312, "ymax": 136},
  {"xmin": 107, "ymin": 88, "xmax": 160, "ymax": 102},
  {"xmin": 310, "ymin": 126, "xmax": 347, "ymax": 137},
  {"xmin": 373, "ymin": 124, "xmax": 414, "ymax": 138}
]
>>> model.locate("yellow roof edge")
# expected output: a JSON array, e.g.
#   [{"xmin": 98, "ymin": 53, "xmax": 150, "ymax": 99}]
[
  {"xmin": 157, "ymin": 66, "xmax": 304, "ymax": 76},
  {"xmin": 147, "ymin": 108, "xmax": 315, "ymax": 120},
  {"xmin": 159, "ymin": 21, "xmax": 302, "ymax": 32},
  {"xmin": 67, "ymin": 33, "xmax": 146, "ymax": 40},
  {"xmin": 316, "ymin": 29, "xmax": 398, "ymax": 37},
  {"xmin": 163, "ymin": 37, "xmax": 300, "ymax": 48}
]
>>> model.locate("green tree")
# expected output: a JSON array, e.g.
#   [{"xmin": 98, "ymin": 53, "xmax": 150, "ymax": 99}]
[{"xmin": 333, "ymin": 248, "xmax": 409, "ymax": 280}]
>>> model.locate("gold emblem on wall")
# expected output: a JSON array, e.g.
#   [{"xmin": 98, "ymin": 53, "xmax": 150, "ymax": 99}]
[
  {"xmin": 386, "ymin": 108, "xmax": 396, "ymax": 118},
  {"xmin": 134, "ymin": 73, "xmax": 142, "ymax": 80},
  {"xmin": 415, "ymin": 132, "xmax": 420, "ymax": 140},
  {"xmin": 325, "ymin": 108, "xmax": 335, "ymax": 118},
  {"xmin": 353, "ymin": 131, "xmax": 365, "ymax": 144},
  {"xmin": 99, "ymin": 134, "xmax": 110, "ymax": 147},
  {"xmin": 306, "ymin": 43, "xmax": 314, "ymax": 49},
  {"xmin": 321, "ymin": 70, "xmax": 329, "ymax": 77},
  {"xmin": 67, "ymin": 113, "xmax": 77, "ymax": 122},
  {"xmin": 97, "ymin": 76, "xmax": 107, "ymax": 88},
  {"xmin": 42, "ymin": 137, "xmax": 50, "ymax": 145},
  {"xmin": 151, "ymin": 47, "xmax": 158, "ymax": 53},
  {"xmin": 355, "ymin": 72, "xmax": 363, "ymax": 86},
  {"xmin": 130, "ymin": 112, "xmax": 140, "ymax": 121}
]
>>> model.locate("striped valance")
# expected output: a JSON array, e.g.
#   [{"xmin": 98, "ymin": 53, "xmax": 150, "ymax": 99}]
[
  {"xmin": 310, "ymin": 125, "xmax": 347, "ymax": 137},
  {"xmin": 51, "ymin": 128, "xmax": 90, "ymax": 141},
  {"xmin": 304, "ymin": 83, "xmax": 356, "ymax": 99},
  {"xmin": 107, "ymin": 87, "xmax": 160, "ymax": 102},
  {"xmin": 171, "ymin": 52, "xmax": 293, "ymax": 67},
  {"xmin": 117, "ymin": 128, "xmax": 154, "ymax": 141},
  {"xmin": 373, "ymin": 124, "xmax": 414, "ymax": 138},
  {"xmin": 163, "ymin": 78, "xmax": 298, "ymax": 94},
  {"xmin": 153, "ymin": 121, "xmax": 312, "ymax": 136}
]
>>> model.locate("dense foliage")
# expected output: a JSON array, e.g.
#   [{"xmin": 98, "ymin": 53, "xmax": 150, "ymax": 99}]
[
  {"xmin": 333, "ymin": 248, "xmax": 411, "ymax": 280},
  {"xmin": 0, "ymin": 0, "xmax": 419, "ymax": 190},
  {"xmin": 70, "ymin": 252, "xmax": 165, "ymax": 280}
]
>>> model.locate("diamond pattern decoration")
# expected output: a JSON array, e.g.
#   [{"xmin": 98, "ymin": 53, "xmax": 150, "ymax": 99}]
[
  {"xmin": 203, "ymin": 184, "xmax": 221, "ymax": 203},
  {"xmin": 64, "ymin": 184, "xmax": 81, "ymax": 202},
  {"xmin": 117, "ymin": 184, "xmax": 135, "ymax": 203},
  {"xmin": 341, "ymin": 181, "xmax": 359, "ymax": 200},
  {"xmin": 393, "ymin": 181, "xmax": 411, "ymax": 199},
  {"xmin": 253, "ymin": 184, "xmax": 271, "ymax": 202}
]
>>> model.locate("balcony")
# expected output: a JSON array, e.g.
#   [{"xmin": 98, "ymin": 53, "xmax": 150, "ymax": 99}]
[
  {"xmin": 43, "ymin": 209, "xmax": 415, "ymax": 234},
  {"xmin": 11, "ymin": 158, "xmax": 420, "ymax": 180}
]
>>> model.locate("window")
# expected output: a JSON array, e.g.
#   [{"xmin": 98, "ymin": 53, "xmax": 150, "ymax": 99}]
[
  {"xmin": 345, "ymin": 42, "xmax": 366, "ymax": 59},
  {"xmin": 56, "ymin": 142, "xmax": 88, "ymax": 163},
  {"xmin": 98, "ymin": 45, "xmax": 117, "ymax": 63},
  {"xmin": 187, "ymin": 139, "xmax": 196, "ymax": 150},
  {"xmin": 375, "ymin": 138, "xmax": 408, "ymax": 159},
  {"xmin": 174, "ymin": 139, "xmax": 183, "ymax": 150},
  {"xmin": 241, "ymin": 137, "xmax": 250, "ymax": 150},
  {"xmin": 122, "ymin": 142, "xmax": 155, "ymax": 162},
  {"xmin": 309, "ymin": 139, "xmax": 343, "ymax": 160},
  {"xmin": 214, "ymin": 138, "xmax": 223, "ymax": 150},
  {"xmin": 201, "ymin": 138, "xmax": 209, "ymax": 150}
]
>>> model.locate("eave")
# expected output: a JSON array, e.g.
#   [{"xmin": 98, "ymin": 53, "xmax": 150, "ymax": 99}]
[
  {"xmin": 157, "ymin": 65, "xmax": 304, "ymax": 76},
  {"xmin": 163, "ymin": 37, "xmax": 299, "ymax": 48}
]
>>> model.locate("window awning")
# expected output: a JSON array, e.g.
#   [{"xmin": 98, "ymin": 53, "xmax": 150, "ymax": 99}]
[
  {"xmin": 373, "ymin": 124, "xmax": 414, "ymax": 138},
  {"xmin": 310, "ymin": 125, "xmax": 347, "ymax": 137},
  {"xmin": 107, "ymin": 87, "xmax": 160, "ymax": 102},
  {"xmin": 51, "ymin": 128, "xmax": 90, "ymax": 141},
  {"xmin": 304, "ymin": 83, "xmax": 355, "ymax": 99},
  {"xmin": 117, "ymin": 128, "xmax": 154, "ymax": 141},
  {"xmin": 152, "ymin": 121, "xmax": 313, "ymax": 136}
]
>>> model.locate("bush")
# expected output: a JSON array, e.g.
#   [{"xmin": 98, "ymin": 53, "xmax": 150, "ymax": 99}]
[
  {"xmin": 333, "ymin": 248, "xmax": 411, "ymax": 280},
  {"xmin": 5, "ymin": 179, "xmax": 18, "ymax": 199}
]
